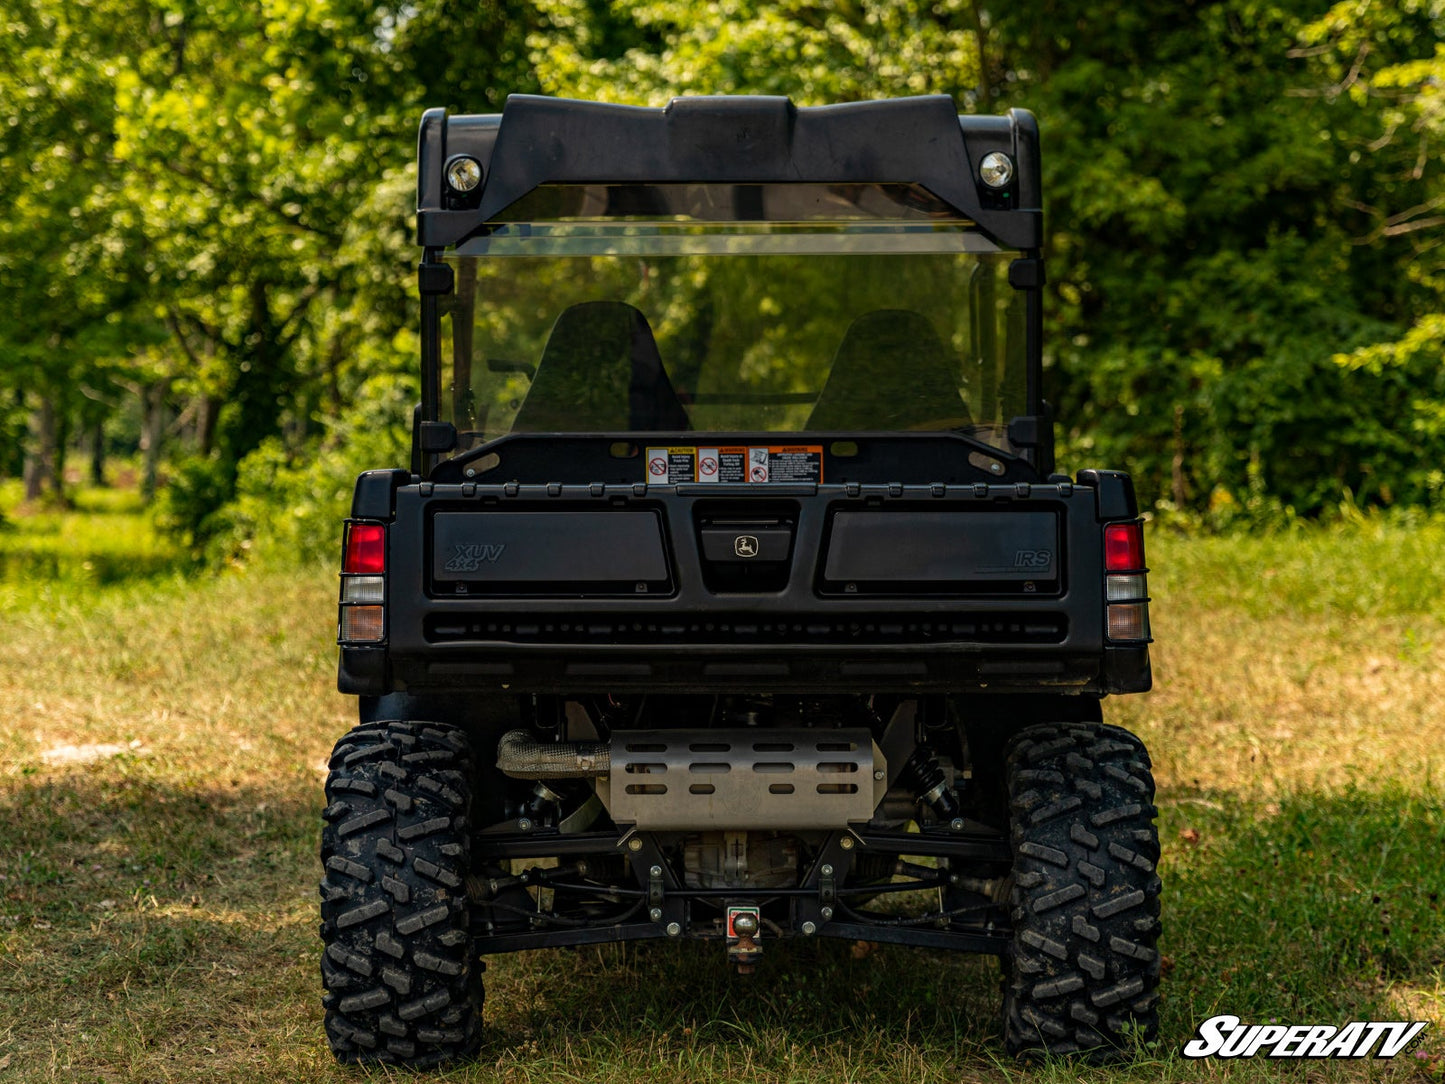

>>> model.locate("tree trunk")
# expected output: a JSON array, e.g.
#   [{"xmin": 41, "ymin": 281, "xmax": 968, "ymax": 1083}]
[
  {"xmin": 22, "ymin": 395, "xmax": 57, "ymax": 501},
  {"xmin": 1172, "ymin": 403, "xmax": 1189, "ymax": 508},
  {"xmin": 196, "ymin": 394, "xmax": 220, "ymax": 454},
  {"xmin": 52, "ymin": 406, "xmax": 70, "ymax": 498},
  {"xmin": 968, "ymin": 3, "xmax": 995, "ymax": 114},
  {"xmin": 89, "ymin": 420, "xmax": 106, "ymax": 486},
  {"xmin": 139, "ymin": 380, "xmax": 169, "ymax": 498},
  {"xmin": 323, "ymin": 313, "xmax": 345, "ymax": 421}
]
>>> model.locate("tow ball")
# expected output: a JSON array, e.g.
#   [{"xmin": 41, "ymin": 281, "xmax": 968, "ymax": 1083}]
[{"xmin": 726, "ymin": 905, "xmax": 762, "ymax": 975}]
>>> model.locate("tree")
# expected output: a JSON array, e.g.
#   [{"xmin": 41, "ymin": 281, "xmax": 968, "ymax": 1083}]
[
  {"xmin": 520, "ymin": 1, "xmax": 1445, "ymax": 514},
  {"xmin": 1293, "ymin": 0, "xmax": 1445, "ymax": 506},
  {"xmin": 0, "ymin": 0, "xmax": 163, "ymax": 500},
  {"xmin": 0, "ymin": 1, "xmax": 541, "ymax": 518}
]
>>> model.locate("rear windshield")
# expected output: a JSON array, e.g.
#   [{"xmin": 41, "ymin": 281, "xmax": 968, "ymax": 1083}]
[{"xmin": 439, "ymin": 191, "xmax": 1027, "ymax": 452}]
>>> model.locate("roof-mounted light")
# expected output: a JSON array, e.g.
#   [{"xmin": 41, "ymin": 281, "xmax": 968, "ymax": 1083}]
[
  {"xmin": 445, "ymin": 155, "xmax": 483, "ymax": 193},
  {"xmin": 979, "ymin": 151, "xmax": 1014, "ymax": 189}
]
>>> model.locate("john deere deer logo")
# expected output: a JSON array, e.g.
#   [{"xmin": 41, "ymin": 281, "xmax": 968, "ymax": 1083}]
[{"xmin": 733, "ymin": 535, "xmax": 759, "ymax": 558}]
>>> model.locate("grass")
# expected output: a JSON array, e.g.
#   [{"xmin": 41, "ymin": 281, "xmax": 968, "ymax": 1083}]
[
  {"xmin": 0, "ymin": 491, "xmax": 1442, "ymax": 1081},
  {"xmin": 0, "ymin": 479, "xmax": 185, "ymax": 589}
]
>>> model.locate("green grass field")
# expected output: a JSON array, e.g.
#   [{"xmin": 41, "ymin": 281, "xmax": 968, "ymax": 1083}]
[{"xmin": 0, "ymin": 495, "xmax": 1441, "ymax": 1081}]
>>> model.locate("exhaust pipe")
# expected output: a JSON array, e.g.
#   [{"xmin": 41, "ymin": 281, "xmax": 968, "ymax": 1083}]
[{"xmin": 496, "ymin": 730, "xmax": 610, "ymax": 779}]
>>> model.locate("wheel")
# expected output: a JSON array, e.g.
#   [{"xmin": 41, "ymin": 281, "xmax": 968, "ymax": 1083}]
[
  {"xmin": 1001, "ymin": 721, "xmax": 1161, "ymax": 1058},
  {"xmin": 319, "ymin": 720, "xmax": 482, "ymax": 1067}
]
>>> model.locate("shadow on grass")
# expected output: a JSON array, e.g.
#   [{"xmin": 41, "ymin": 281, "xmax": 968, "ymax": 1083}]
[
  {"xmin": 484, "ymin": 936, "xmax": 1004, "ymax": 1051},
  {"xmin": 1160, "ymin": 785, "xmax": 1445, "ymax": 1029},
  {"xmin": 0, "ymin": 548, "xmax": 189, "ymax": 585},
  {"xmin": 0, "ymin": 769, "xmax": 319, "ymax": 921},
  {"xmin": 0, "ymin": 770, "xmax": 326, "ymax": 1077},
  {"xmin": 1, "ymin": 769, "xmax": 1440, "ymax": 1076}
]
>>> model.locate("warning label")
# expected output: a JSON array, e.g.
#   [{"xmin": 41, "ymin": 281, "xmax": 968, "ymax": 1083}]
[
  {"xmin": 646, "ymin": 446, "xmax": 697, "ymax": 484},
  {"xmin": 766, "ymin": 446, "xmax": 824, "ymax": 483},
  {"xmin": 645, "ymin": 445, "xmax": 822, "ymax": 484}
]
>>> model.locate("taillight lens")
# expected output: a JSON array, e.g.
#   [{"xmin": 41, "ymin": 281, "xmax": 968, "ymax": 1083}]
[
  {"xmin": 1103, "ymin": 522, "xmax": 1144, "ymax": 571},
  {"xmin": 1103, "ymin": 521, "xmax": 1151, "ymax": 643},
  {"xmin": 339, "ymin": 605, "xmax": 385, "ymax": 642},
  {"xmin": 1106, "ymin": 573, "xmax": 1148, "ymax": 601},
  {"xmin": 339, "ymin": 521, "xmax": 387, "ymax": 645},
  {"xmin": 341, "ymin": 575, "xmax": 385, "ymax": 603},
  {"xmin": 1107, "ymin": 602, "xmax": 1151, "ymax": 641},
  {"xmin": 344, "ymin": 523, "xmax": 386, "ymax": 573}
]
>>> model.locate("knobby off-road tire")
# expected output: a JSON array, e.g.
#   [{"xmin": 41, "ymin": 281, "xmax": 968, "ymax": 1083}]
[
  {"xmin": 319, "ymin": 720, "xmax": 482, "ymax": 1067},
  {"xmin": 1002, "ymin": 722, "xmax": 1161, "ymax": 1058}
]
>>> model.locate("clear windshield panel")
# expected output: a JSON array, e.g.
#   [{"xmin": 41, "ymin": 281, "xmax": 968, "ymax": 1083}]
[{"xmin": 439, "ymin": 220, "xmax": 1027, "ymax": 452}]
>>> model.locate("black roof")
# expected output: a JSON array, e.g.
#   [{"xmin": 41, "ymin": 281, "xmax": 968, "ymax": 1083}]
[{"xmin": 417, "ymin": 94, "xmax": 1041, "ymax": 250}]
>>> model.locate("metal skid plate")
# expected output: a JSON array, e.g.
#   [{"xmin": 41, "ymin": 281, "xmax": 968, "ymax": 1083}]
[{"xmin": 595, "ymin": 728, "xmax": 886, "ymax": 831}]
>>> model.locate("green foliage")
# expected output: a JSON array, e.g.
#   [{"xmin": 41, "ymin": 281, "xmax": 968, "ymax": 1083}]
[
  {"xmin": 531, "ymin": 0, "xmax": 980, "ymax": 104},
  {"xmin": 200, "ymin": 371, "xmax": 414, "ymax": 567},
  {"xmin": 989, "ymin": 0, "xmax": 1443, "ymax": 515},
  {"xmin": 150, "ymin": 454, "xmax": 235, "ymax": 556}
]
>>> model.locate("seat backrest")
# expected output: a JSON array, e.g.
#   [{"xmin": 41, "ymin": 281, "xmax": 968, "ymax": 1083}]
[
  {"xmin": 806, "ymin": 309, "xmax": 968, "ymax": 431},
  {"xmin": 512, "ymin": 301, "xmax": 690, "ymax": 432}
]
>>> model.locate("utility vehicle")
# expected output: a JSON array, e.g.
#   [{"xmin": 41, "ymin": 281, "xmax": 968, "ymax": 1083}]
[{"xmin": 321, "ymin": 93, "xmax": 1161, "ymax": 1067}]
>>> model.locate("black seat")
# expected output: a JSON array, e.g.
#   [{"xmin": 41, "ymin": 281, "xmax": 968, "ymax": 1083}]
[
  {"xmin": 806, "ymin": 309, "xmax": 968, "ymax": 431},
  {"xmin": 512, "ymin": 301, "xmax": 690, "ymax": 432}
]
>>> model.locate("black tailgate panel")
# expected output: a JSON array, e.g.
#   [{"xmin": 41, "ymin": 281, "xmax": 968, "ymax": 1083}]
[
  {"xmin": 432, "ymin": 511, "xmax": 671, "ymax": 593},
  {"xmin": 820, "ymin": 509, "xmax": 1059, "ymax": 594}
]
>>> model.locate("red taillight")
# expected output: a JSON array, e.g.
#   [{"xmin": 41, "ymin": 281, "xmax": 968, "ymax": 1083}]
[
  {"xmin": 339, "ymin": 521, "xmax": 387, "ymax": 645},
  {"xmin": 344, "ymin": 523, "xmax": 386, "ymax": 573},
  {"xmin": 1102, "ymin": 520, "xmax": 1151, "ymax": 643},
  {"xmin": 1103, "ymin": 522, "xmax": 1145, "ymax": 571}
]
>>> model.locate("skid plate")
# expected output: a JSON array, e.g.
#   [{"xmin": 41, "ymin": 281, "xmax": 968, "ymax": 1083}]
[{"xmin": 595, "ymin": 728, "xmax": 886, "ymax": 830}]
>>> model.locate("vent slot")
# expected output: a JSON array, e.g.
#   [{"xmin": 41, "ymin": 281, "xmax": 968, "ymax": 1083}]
[{"xmin": 425, "ymin": 612, "xmax": 1067, "ymax": 644}]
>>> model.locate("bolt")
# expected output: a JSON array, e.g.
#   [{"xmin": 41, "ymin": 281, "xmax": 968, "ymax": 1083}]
[
  {"xmin": 649, "ymin": 865, "xmax": 663, "ymax": 878},
  {"xmin": 839, "ymin": 837, "xmax": 855, "ymax": 850},
  {"xmin": 666, "ymin": 921, "xmax": 682, "ymax": 937},
  {"xmin": 821, "ymin": 906, "xmax": 833, "ymax": 920},
  {"xmin": 950, "ymin": 817, "xmax": 966, "ymax": 831},
  {"xmin": 873, "ymin": 769, "xmax": 885, "ymax": 781},
  {"xmin": 464, "ymin": 467, "xmax": 476, "ymax": 478},
  {"xmin": 821, "ymin": 864, "xmax": 833, "ymax": 877},
  {"xmin": 801, "ymin": 921, "xmax": 817, "ymax": 936},
  {"xmin": 516, "ymin": 818, "xmax": 532, "ymax": 832},
  {"xmin": 628, "ymin": 838, "xmax": 643, "ymax": 852},
  {"xmin": 649, "ymin": 907, "xmax": 663, "ymax": 922}
]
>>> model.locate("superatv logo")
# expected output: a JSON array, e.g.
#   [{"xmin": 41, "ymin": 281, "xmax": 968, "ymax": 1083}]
[
  {"xmin": 1183, "ymin": 1015, "xmax": 1427, "ymax": 1059},
  {"xmin": 444, "ymin": 543, "xmax": 505, "ymax": 573}
]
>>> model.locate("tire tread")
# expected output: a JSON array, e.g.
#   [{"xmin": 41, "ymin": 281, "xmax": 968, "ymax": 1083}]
[
  {"xmin": 319, "ymin": 720, "xmax": 481, "ymax": 1068},
  {"xmin": 1002, "ymin": 722, "xmax": 1161, "ymax": 1059}
]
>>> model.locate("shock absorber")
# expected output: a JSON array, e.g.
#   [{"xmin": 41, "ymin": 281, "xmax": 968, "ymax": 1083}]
[{"xmin": 899, "ymin": 746, "xmax": 960, "ymax": 821}]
